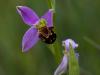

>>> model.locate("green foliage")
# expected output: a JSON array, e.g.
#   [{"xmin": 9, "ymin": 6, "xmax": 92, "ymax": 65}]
[
  {"xmin": 69, "ymin": 44, "xmax": 80, "ymax": 75},
  {"xmin": 47, "ymin": 41, "xmax": 62, "ymax": 64},
  {"xmin": 47, "ymin": 0, "xmax": 55, "ymax": 11}
]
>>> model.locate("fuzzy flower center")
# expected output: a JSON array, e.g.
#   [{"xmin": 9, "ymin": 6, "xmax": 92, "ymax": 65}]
[{"xmin": 35, "ymin": 18, "xmax": 47, "ymax": 30}]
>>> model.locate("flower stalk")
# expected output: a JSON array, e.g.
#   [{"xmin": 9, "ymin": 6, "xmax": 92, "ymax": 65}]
[
  {"xmin": 47, "ymin": 0, "xmax": 55, "ymax": 12},
  {"xmin": 47, "ymin": 0, "xmax": 62, "ymax": 64}
]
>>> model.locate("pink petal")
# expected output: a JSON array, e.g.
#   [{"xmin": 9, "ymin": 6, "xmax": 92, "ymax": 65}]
[
  {"xmin": 22, "ymin": 27, "xmax": 39, "ymax": 52},
  {"xmin": 41, "ymin": 9, "xmax": 54, "ymax": 27},
  {"xmin": 54, "ymin": 55, "xmax": 68, "ymax": 75},
  {"xmin": 16, "ymin": 6, "xmax": 39, "ymax": 26},
  {"xmin": 62, "ymin": 39, "xmax": 78, "ymax": 51}
]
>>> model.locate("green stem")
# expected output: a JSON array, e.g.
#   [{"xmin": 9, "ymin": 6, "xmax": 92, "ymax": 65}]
[
  {"xmin": 47, "ymin": 0, "xmax": 61, "ymax": 63},
  {"xmin": 47, "ymin": 0, "xmax": 55, "ymax": 12},
  {"xmin": 48, "ymin": 41, "xmax": 62, "ymax": 64},
  {"xmin": 69, "ymin": 44, "xmax": 80, "ymax": 75},
  {"xmin": 47, "ymin": 0, "xmax": 62, "ymax": 64}
]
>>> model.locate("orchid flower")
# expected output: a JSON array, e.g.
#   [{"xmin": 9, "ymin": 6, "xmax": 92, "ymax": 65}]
[
  {"xmin": 16, "ymin": 6, "xmax": 55, "ymax": 52},
  {"xmin": 54, "ymin": 39, "xmax": 79, "ymax": 75}
]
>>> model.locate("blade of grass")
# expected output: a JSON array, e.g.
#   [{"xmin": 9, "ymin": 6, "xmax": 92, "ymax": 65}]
[
  {"xmin": 69, "ymin": 44, "xmax": 80, "ymax": 75},
  {"xmin": 47, "ymin": 0, "xmax": 55, "ymax": 12},
  {"xmin": 83, "ymin": 36, "xmax": 100, "ymax": 50}
]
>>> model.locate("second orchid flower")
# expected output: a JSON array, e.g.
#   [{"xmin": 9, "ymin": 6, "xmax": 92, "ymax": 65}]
[{"xmin": 54, "ymin": 39, "xmax": 79, "ymax": 75}]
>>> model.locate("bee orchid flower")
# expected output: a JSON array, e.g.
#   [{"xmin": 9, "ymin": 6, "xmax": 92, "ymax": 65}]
[
  {"xmin": 54, "ymin": 39, "xmax": 79, "ymax": 75},
  {"xmin": 16, "ymin": 6, "xmax": 56, "ymax": 52}
]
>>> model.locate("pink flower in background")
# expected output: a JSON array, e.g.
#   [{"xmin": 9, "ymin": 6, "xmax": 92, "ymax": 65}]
[{"xmin": 54, "ymin": 39, "xmax": 79, "ymax": 75}]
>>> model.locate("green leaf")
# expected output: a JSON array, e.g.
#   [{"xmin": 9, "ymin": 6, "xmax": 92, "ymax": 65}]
[{"xmin": 69, "ymin": 44, "xmax": 80, "ymax": 75}]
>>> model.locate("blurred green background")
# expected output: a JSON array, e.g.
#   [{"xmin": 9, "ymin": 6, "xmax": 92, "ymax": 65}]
[{"xmin": 0, "ymin": 0, "xmax": 100, "ymax": 75}]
